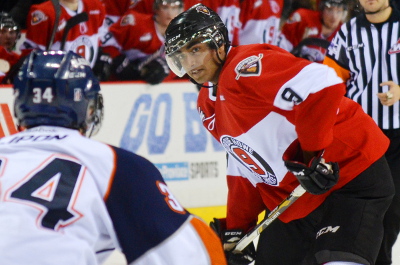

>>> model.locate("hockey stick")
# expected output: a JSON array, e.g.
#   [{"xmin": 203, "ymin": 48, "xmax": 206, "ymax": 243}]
[
  {"xmin": 232, "ymin": 184, "xmax": 306, "ymax": 253},
  {"xmin": 47, "ymin": 0, "xmax": 61, "ymax": 50},
  {"xmin": 60, "ymin": 12, "xmax": 89, "ymax": 50},
  {"xmin": 137, "ymin": 46, "xmax": 165, "ymax": 71}
]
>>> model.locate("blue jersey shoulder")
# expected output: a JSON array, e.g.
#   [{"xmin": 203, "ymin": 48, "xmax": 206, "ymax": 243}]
[{"xmin": 105, "ymin": 146, "xmax": 190, "ymax": 262}]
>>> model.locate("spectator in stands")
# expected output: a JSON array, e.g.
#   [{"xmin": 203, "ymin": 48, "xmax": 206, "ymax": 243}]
[
  {"xmin": 239, "ymin": 0, "xmax": 284, "ymax": 45},
  {"xmin": 278, "ymin": 0, "xmax": 347, "ymax": 63},
  {"xmin": 102, "ymin": 0, "xmax": 184, "ymax": 84},
  {"xmin": 0, "ymin": 0, "xmax": 47, "ymax": 29},
  {"xmin": 19, "ymin": 0, "xmax": 111, "ymax": 81},
  {"xmin": 0, "ymin": 12, "xmax": 20, "ymax": 84}
]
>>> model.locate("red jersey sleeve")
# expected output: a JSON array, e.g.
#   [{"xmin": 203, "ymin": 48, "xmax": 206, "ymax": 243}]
[
  {"xmin": 23, "ymin": 3, "xmax": 56, "ymax": 52},
  {"xmin": 281, "ymin": 9, "xmax": 321, "ymax": 48}
]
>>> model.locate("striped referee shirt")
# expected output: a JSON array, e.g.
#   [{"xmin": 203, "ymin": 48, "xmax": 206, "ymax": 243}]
[{"xmin": 324, "ymin": 7, "xmax": 400, "ymax": 130}]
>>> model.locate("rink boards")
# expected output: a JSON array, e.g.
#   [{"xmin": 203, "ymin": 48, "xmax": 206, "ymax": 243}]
[{"xmin": 0, "ymin": 81, "xmax": 228, "ymax": 211}]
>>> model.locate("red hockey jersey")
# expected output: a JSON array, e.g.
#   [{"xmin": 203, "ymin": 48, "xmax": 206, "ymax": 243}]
[
  {"xmin": 239, "ymin": 0, "xmax": 284, "ymax": 45},
  {"xmin": 101, "ymin": 0, "xmax": 144, "ymax": 25},
  {"xmin": 279, "ymin": 8, "xmax": 340, "ymax": 63},
  {"xmin": 197, "ymin": 44, "xmax": 389, "ymax": 230},
  {"xmin": 0, "ymin": 46, "xmax": 20, "ymax": 83},
  {"xmin": 20, "ymin": 0, "xmax": 106, "ymax": 67},
  {"xmin": 102, "ymin": 10, "xmax": 178, "ymax": 81}
]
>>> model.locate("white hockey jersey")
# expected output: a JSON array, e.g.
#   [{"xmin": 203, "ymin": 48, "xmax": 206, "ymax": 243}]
[{"xmin": 0, "ymin": 126, "xmax": 226, "ymax": 265}]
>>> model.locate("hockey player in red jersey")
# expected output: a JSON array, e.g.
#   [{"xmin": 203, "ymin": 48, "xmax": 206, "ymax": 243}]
[
  {"xmin": 19, "ymin": 0, "xmax": 106, "ymax": 69},
  {"xmin": 101, "ymin": 0, "xmax": 184, "ymax": 84},
  {"xmin": 278, "ymin": 0, "xmax": 346, "ymax": 63},
  {"xmin": 0, "ymin": 50, "xmax": 227, "ymax": 265},
  {"xmin": 165, "ymin": 4, "xmax": 394, "ymax": 265},
  {"xmin": 239, "ymin": 0, "xmax": 284, "ymax": 45},
  {"xmin": 0, "ymin": 12, "xmax": 20, "ymax": 84}
]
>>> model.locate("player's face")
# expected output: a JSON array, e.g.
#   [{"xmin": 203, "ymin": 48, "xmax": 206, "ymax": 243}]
[
  {"xmin": 155, "ymin": 4, "xmax": 183, "ymax": 27},
  {"xmin": 0, "ymin": 27, "xmax": 18, "ymax": 51},
  {"xmin": 359, "ymin": 0, "xmax": 389, "ymax": 13},
  {"xmin": 174, "ymin": 39, "xmax": 224, "ymax": 84},
  {"xmin": 322, "ymin": 6, "xmax": 345, "ymax": 30}
]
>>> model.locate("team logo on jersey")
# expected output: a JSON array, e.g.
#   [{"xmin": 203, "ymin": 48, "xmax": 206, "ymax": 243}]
[
  {"xmin": 198, "ymin": 107, "xmax": 216, "ymax": 131},
  {"xmin": 235, "ymin": 54, "xmax": 263, "ymax": 80},
  {"xmin": 196, "ymin": 5, "xmax": 211, "ymax": 16},
  {"xmin": 31, "ymin": 10, "xmax": 47, "ymax": 25},
  {"xmin": 221, "ymin": 135, "xmax": 278, "ymax": 185},
  {"xmin": 70, "ymin": 36, "xmax": 95, "ymax": 65},
  {"xmin": 121, "ymin": 14, "xmax": 136, "ymax": 26},
  {"xmin": 388, "ymin": 39, "xmax": 400, "ymax": 54}
]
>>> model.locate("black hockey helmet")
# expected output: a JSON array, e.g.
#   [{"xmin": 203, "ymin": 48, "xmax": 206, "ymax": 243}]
[
  {"xmin": 164, "ymin": 4, "xmax": 230, "ymax": 77},
  {"xmin": 319, "ymin": 0, "xmax": 347, "ymax": 10},
  {"xmin": 0, "ymin": 12, "xmax": 20, "ymax": 48},
  {"xmin": 0, "ymin": 12, "xmax": 19, "ymax": 32}
]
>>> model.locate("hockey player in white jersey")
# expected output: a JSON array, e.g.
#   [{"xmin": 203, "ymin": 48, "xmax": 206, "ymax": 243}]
[{"xmin": 0, "ymin": 50, "xmax": 226, "ymax": 265}]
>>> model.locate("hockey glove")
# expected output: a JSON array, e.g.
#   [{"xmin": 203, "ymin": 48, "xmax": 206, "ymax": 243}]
[
  {"xmin": 210, "ymin": 218, "xmax": 256, "ymax": 265},
  {"xmin": 110, "ymin": 55, "xmax": 141, "ymax": 81},
  {"xmin": 139, "ymin": 57, "xmax": 170, "ymax": 85},
  {"xmin": 93, "ymin": 49, "xmax": 112, "ymax": 81},
  {"xmin": 283, "ymin": 140, "xmax": 339, "ymax": 195}
]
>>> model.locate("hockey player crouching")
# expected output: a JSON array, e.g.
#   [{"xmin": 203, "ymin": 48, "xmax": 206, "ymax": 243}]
[{"xmin": 164, "ymin": 4, "xmax": 394, "ymax": 265}]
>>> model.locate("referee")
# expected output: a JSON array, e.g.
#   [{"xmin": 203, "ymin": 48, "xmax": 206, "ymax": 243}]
[{"xmin": 324, "ymin": 0, "xmax": 400, "ymax": 264}]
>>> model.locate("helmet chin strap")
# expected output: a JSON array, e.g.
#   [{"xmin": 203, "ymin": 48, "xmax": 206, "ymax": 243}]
[
  {"xmin": 364, "ymin": 3, "xmax": 390, "ymax": 15},
  {"xmin": 189, "ymin": 77, "xmax": 217, "ymax": 88}
]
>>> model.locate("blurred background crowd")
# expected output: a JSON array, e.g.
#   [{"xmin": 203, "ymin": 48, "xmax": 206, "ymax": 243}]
[{"xmin": 0, "ymin": 0, "xmax": 398, "ymax": 85}]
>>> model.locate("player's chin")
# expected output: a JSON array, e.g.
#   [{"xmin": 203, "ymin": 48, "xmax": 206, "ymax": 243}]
[{"xmin": 189, "ymin": 74, "xmax": 207, "ymax": 84}]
